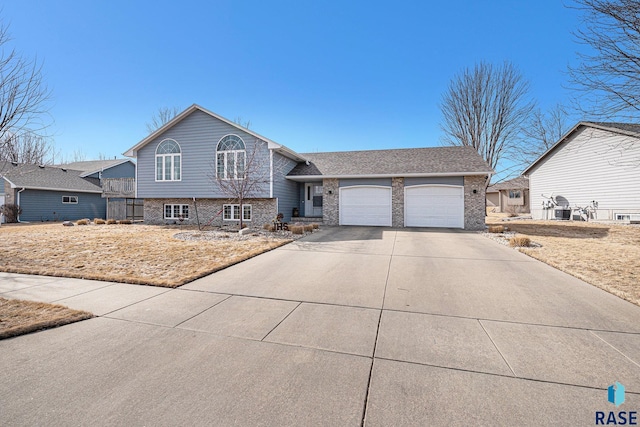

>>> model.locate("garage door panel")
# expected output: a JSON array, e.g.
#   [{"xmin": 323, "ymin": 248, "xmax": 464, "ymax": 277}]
[
  {"xmin": 405, "ymin": 185, "xmax": 464, "ymax": 228},
  {"xmin": 340, "ymin": 186, "xmax": 392, "ymax": 226}
]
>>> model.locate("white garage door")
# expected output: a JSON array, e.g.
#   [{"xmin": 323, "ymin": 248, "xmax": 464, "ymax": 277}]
[
  {"xmin": 340, "ymin": 186, "xmax": 392, "ymax": 226},
  {"xmin": 405, "ymin": 185, "xmax": 464, "ymax": 228}
]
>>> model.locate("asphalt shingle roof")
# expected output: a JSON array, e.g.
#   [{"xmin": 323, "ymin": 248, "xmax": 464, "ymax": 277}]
[
  {"xmin": 588, "ymin": 122, "xmax": 640, "ymax": 136},
  {"xmin": 487, "ymin": 176, "xmax": 529, "ymax": 192},
  {"xmin": 287, "ymin": 146, "xmax": 493, "ymax": 177},
  {"xmin": 1, "ymin": 162, "xmax": 103, "ymax": 193},
  {"xmin": 55, "ymin": 159, "xmax": 132, "ymax": 175}
]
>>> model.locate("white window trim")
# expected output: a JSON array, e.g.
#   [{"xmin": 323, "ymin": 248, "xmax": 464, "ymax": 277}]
[
  {"xmin": 163, "ymin": 204, "xmax": 189, "ymax": 219},
  {"xmin": 62, "ymin": 195, "xmax": 78, "ymax": 204},
  {"xmin": 155, "ymin": 139, "xmax": 182, "ymax": 182},
  {"xmin": 222, "ymin": 204, "xmax": 252, "ymax": 221},
  {"xmin": 216, "ymin": 134, "xmax": 246, "ymax": 180}
]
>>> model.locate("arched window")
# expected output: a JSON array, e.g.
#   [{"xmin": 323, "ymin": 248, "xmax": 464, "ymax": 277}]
[
  {"xmin": 155, "ymin": 139, "xmax": 181, "ymax": 181},
  {"xmin": 216, "ymin": 134, "xmax": 246, "ymax": 179}
]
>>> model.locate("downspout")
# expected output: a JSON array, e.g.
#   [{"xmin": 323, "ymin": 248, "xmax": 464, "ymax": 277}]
[
  {"xmin": 17, "ymin": 188, "xmax": 25, "ymax": 222},
  {"xmin": 269, "ymin": 149, "xmax": 274, "ymax": 198}
]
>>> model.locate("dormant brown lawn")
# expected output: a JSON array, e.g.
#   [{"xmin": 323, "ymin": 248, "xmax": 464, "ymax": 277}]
[
  {"xmin": 0, "ymin": 297, "xmax": 93, "ymax": 339},
  {"xmin": 0, "ymin": 223, "xmax": 292, "ymax": 287},
  {"xmin": 486, "ymin": 216, "xmax": 640, "ymax": 307}
]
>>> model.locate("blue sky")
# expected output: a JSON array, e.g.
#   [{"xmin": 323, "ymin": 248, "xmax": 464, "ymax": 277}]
[{"xmin": 4, "ymin": 1, "xmax": 584, "ymax": 174}]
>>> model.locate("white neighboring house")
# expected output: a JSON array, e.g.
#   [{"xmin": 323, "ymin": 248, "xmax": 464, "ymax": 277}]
[{"xmin": 523, "ymin": 122, "xmax": 640, "ymax": 221}]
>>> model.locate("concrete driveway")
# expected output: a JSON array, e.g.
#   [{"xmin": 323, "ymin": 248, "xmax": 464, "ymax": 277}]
[{"xmin": 1, "ymin": 227, "xmax": 639, "ymax": 426}]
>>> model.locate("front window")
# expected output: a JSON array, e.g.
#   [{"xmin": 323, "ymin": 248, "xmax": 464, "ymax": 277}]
[
  {"xmin": 156, "ymin": 139, "xmax": 181, "ymax": 181},
  {"xmin": 223, "ymin": 204, "xmax": 251, "ymax": 221},
  {"xmin": 216, "ymin": 135, "xmax": 246, "ymax": 179},
  {"xmin": 164, "ymin": 204, "xmax": 189, "ymax": 219},
  {"xmin": 509, "ymin": 190, "xmax": 521, "ymax": 199}
]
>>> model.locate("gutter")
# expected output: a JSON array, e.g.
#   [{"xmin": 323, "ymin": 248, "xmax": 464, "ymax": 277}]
[{"xmin": 16, "ymin": 188, "xmax": 25, "ymax": 222}]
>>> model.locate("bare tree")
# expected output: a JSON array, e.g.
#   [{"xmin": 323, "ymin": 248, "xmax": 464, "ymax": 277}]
[
  {"xmin": 145, "ymin": 106, "xmax": 181, "ymax": 134},
  {"xmin": 0, "ymin": 131, "xmax": 55, "ymax": 164},
  {"xmin": 514, "ymin": 104, "xmax": 569, "ymax": 167},
  {"xmin": 233, "ymin": 117, "xmax": 251, "ymax": 129},
  {"xmin": 440, "ymin": 61, "xmax": 535, "ymax": 177},
  {"xmin": 0, "ymin": 20, "xmax": 51, "ymax": 165},
  {"xmin": 210, "ymin": 138, "xmax": 272, "ymax": 230},
  {"xmin": 569, "ymin": 0, "xmax": 640, "ymax": 119}
]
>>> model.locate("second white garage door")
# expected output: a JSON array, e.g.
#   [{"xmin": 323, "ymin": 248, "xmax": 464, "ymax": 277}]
[
  {"xmin": 405, "ymin": 185, "xmax": 464, "ymax": 228},
  {"xmin": 340, "ymin": 186, "xmax": 392, "ymax": 226}
]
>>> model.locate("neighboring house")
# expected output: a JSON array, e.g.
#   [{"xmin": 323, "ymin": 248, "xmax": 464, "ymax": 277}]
[
  {"xmin": 56, "ymin": 159, "xmax": 135, "ymax": 180},
  {"xmin": 56, "ymin": 159, "xmax": 139, "ymax": 220},
  {"xmin": 0, "ymin": 162, "xmax": 105, "ymax": 222},
  {"xmin": 523, "ymin": 122, "xmax": 640, "ymax": 221},
  {"xmin": 0, "ymin": 159, "xmax": 137, "ymax": 222},
  {"xmin": 124, "ymin": 104, "xmax": 493, "ymax": 230},
  {"xmin": 486, "ymin": 176, "xmax": 529, "ymax": 214}
]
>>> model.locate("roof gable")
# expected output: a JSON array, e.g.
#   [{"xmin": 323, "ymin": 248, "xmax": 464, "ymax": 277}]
[
  {"xmin": 287, "ymin": 146, "xmax": 493, "ymax": 178},
  {"xmin": 523, "ymin": 121, "xmax": 640, "ymax": 175},
  {"xmin": 123, "ymin": 104, "xmax": 306, "ymax": 161}
]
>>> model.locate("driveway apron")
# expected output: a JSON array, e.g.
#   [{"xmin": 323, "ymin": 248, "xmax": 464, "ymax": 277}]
[{"xmin": 1, "ymin": 226, "xmax": 639, "ymax": 426}]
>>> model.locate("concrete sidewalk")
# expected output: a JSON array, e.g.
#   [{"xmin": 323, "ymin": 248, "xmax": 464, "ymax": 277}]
[{"xmin": 1, "ymin": 227, "xmax": 639, "ymax": 426}]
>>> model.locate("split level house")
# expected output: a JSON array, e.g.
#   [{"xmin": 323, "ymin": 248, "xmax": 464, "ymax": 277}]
[
  {"xmin": 523, "ymin": 122, "xmax": 640, "ymax": 221},
  {"xmin": 0, "ymin": 159, "xmax": 135, "ymax": 222},
  {"xmin": 124, "ymin": 104, "xmax": 493, "ymax": 230}
]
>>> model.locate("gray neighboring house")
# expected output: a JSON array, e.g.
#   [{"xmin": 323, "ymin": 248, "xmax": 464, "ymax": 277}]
[
  {"xmin": 1, "ymin": 162, "xmax": 105, "ymax": 222},
  {"xmin": 56, "ymin": 159, "xmax": 139, "ymax": 220},
  {"xmin": 124, "ymin": 104, "xmax": 493, "ymax": 230},
  {"xmin": 56, "ymin": 159, "xmax": 135, "ymax": 181},
  {"xmin": 0, "ymin": 159, "xmax": 136, "ymax": 222},
  {"xmin": 523, "ymin": 122, "xmax": 640, "ymax": 221},
  {"xmin": 486, "ymin": 176, "xmax": 529, "ymax": 214}
]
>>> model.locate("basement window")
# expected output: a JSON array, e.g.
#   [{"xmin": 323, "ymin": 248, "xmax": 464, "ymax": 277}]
[
  {"xmin": 223, "ymin": 204, "xmax": 252, "ymax": 221},
  {"xmin": 164, "ymin": 204, "xmax": 189, "ymax": 219}
]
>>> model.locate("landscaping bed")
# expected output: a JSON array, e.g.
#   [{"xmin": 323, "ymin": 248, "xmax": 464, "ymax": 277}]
[
  {"xmin": 0, "ymin": 223, "xmax": 301, "ymax": 287},
  {"xmin": 485, "ymin": 216, "xmax": 640, "ymax": 307}
]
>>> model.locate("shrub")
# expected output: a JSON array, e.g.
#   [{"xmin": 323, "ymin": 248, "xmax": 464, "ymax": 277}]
[
  {"xmin": 118, "ymin": 219, "xmax": 133, "ymax": 225},
  {"xmin": 289, "ymin": 225, "xmax": 304, "ymax": 235},
  {"xmin": 106, "ymin": 219, "xmax": 117, "ymax": 225},
  {"xmin": 76, "ymin": 219, "xmax": 89, "ymax": 225},
  {"xmin": 509, "ymin": 236, "xmax": 531, "ymax": 247},
  {"xmin": 488, "ymin": 225, "xmax": 504, "ymax": 233},
  {"xmin": 94, "ymin": 218, "xmax": 106, "ymax": 225},
  {"xmin": 263, "ymin": 223, "xmax": 275, "ymax": 232},
  {"xmin": 0, "ymin": 203, "xmax": 22, "ymax": 223},
  {"xmin": 303, "ymin": 224, "xmax": 313, "ymax": 232},
  {"xmin": 311, "ymin": 223, "xmax": 319, "ymax": 229}
]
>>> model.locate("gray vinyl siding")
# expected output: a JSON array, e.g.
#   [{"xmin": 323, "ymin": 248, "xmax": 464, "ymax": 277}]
[
  {"xmin": 273, "ymin": 153, "xmax": 299, "ymax": 222},
  {"xmin": 137, "ymin": 110, "xmax": 271, "ymax": 199},
  {"xmin": 87, "ymin": 162, "xmax": 135, "ymax": 179},
  {"xmin": 339, "ymin": 178, "xmax": 392, "ymax": 187},
  {"xmin": 529, "ymin": 127, "xmax": 640, "ymax": 220},
  {"xmin": 404, "ymin": 176, "xmax": 463, "ymax": 186},
  {"xmin": 18, "ymin": 190, "xmax": 106, "ymax": 222}
]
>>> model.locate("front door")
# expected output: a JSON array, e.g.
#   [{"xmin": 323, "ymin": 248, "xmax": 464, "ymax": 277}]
[{"xmin": 304, "ymin": 183, "xmax": 323, "ymax": 217}]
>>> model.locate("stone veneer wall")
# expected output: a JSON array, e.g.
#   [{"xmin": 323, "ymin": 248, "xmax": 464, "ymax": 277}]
[
  {"xmin": 4, "ymin": 180, "xmax": 15, "ymax": 205},
  {"xmin": 464, "ymin": 175, "xmax": 488, "ymax": 230},
  {"xmin": 143, "ymin": 198, "xmax": 277, "ymax": 227},
  {"xmin": 322, "ymin": 178, "xmax": 339, "ymax": 226},
  {"xmin": 392, "ymin": 177, "xmax": 404, "ymax": 228}
]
